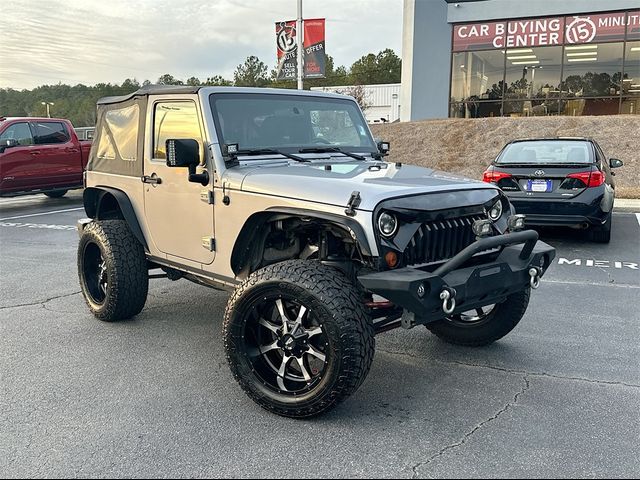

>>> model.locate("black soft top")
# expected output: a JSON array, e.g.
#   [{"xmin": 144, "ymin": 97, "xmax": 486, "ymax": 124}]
[{"xmin": 97, "ymin": 85, "xmax": 202, "ymax": 105}]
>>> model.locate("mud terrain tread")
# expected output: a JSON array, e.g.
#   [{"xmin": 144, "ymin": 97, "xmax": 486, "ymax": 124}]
[
  {"xmin": 78, "ymin": 220, "xmax": 148, "ymax": 321},
  {"xmin": 426, "ymin": 288, "xmax": 531, "ymax": 347},
  {"xmin": 223, "ymin": 260, "xmax": 375, "ymax": 418}
]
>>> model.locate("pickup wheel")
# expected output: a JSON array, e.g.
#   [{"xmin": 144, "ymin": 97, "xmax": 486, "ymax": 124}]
[
  {"xmin": 44, "ymin": 190, "xmax": 67, "ymax": 198},
  {"xmin": 426, "ymin": 288, "xmax": 530, "ymax": 347},
  {"xmin": 223, "ymin": 260, "xmax": 375, "ymax": 418},
  {"xmin": 78, "ymin": 220, "xmax": 148, "ymax": 322}
]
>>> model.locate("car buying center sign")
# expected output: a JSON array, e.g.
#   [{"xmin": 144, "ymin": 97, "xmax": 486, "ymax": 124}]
[
  {"xmin": 453, "ymin": 10, "xmax": 640, "ymax": 51},
  {"xmin": 276, "ymin": 18, "xmax": 326, "ymax": 80}
]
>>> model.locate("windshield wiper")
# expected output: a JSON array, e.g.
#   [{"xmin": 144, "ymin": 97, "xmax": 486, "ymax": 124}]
[
  {"xmin": 236, "ymin": 148, "xmax": 309, "ymax": 163},
  {"xmin": 298, "ymin": 147, "xmax": 366, "ymax": 161}
]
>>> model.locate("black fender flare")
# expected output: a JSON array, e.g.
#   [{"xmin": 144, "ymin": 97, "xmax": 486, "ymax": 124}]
[
  {"xmin": 83, "ymin": 186, "xmax": 149, "ymax": 251},
  {"xmin": 230, "ymin": 207, "xmax": 374, "ymax": 275}
]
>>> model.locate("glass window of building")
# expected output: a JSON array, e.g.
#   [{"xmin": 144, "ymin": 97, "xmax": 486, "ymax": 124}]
[
  {"xmin": 504, "ymin": 47, "xmax": 563, "ymax": 99},
  {"xmin": 562, "ymin": 43, "xmax": 624, "ymax": 97},
  {"xmin": 621, "ymin": 41, "xmax": 640, "ymax": 114},
  {"xmin": 451, "ymin": 50, "xmax": 505, "ymax": 103}
]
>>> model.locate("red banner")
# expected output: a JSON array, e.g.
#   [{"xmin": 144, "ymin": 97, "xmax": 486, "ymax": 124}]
[
  {"xmin": 453, "ymin": 9, "xmax": 639, "ymax": 52},
  {"xmin": 303, "ymin": 18, "xmax": 326, "ymax": 79}
]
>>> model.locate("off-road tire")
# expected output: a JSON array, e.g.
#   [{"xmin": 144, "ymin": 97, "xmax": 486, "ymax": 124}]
[
  {"xmin": 426, "ymin": 288, "xmax": 531, "ymax": 347},
  {"xmin": 223, "ymin": 260, "xmax": 375, "ymax": 418},
  {"xmin": 589, "ymin": 212, "xmax": 612, "ymax": 243},
  {"xmin": 78, "ymin": 220, "xmax": 148, "ymax": 321},
  {"xmin": 44, "ymin": 190, "xmax": 67, "ymax": 198}
]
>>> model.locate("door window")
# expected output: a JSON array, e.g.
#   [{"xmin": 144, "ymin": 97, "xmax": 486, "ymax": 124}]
[
  {"xmin": 0, "ymin": 122, "xmax": 34, "ymax": 145},
  {"xmin": 153, "ymin": 102, "xmax": 203, "ymax": 160},
  {"xmin": 33, "ymin": 122, "xmax": 70, "ymax": 144}
]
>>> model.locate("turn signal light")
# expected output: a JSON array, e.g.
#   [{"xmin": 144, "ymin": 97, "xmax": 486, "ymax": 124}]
[
  {"xmin": 385, "ymin": 251, "xmax": 399, "ymax": 268},
  {"xmin": 483, "ymin": 170, "xmax": 512, "ymax": 183},
  {"xmin": 567, "ymin": 171, "xmax": 605, "ymax": 188}
]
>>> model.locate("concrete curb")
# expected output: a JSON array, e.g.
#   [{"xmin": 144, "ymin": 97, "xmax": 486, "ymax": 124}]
[{"xmin": 614, "ymin": 198, "xmax": 640, "ymax": 213}]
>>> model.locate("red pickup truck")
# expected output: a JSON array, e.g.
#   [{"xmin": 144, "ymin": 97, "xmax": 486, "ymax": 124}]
[{"xmin": 0, "ymin": 117, "xmax": 92, "ymax": 198}]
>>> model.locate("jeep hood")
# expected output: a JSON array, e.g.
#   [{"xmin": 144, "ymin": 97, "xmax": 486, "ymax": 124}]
[{"xmin": 224, "ymin": 160, "xmax": 499, "ymax": 211}]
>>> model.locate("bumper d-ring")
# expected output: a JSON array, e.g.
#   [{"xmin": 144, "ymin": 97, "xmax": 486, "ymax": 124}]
[
  {"xmin": 440, "ymin": 289, "xmax": 456, "ymax": 315},
  {"xmin": 529, "ymin": 267, "xmax": 541, "ymax": 289}
]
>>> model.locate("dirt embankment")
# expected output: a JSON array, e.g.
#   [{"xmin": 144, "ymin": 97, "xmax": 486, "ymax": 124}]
[{"xmin": 371, "ymin": 116, "xmax": 640, "ymax": 198}]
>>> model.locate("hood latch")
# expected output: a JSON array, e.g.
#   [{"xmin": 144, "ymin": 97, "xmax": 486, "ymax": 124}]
[{"xmin": 345, "ymin": 191, "xmax": 361, "ymax": 217}]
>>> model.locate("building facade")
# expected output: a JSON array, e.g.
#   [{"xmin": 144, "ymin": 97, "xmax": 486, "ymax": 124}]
[
  {"xmin": 310, "ymin": 84, "xmax": 401, "ymax": 123},
  {"xmin": 401, "ymin": 0, "xmax": 640, "ymax": 121}
]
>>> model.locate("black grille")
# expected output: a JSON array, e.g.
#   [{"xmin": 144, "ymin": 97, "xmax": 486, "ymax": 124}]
[{"xmin": 404, "ymin": 214, "xmax": 488, "ymax": 266}]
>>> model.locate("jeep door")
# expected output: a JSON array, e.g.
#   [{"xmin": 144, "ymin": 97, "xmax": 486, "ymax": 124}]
[{"xmin": 143, "ymin": 98, "xmax": 215, "ymax": 265}]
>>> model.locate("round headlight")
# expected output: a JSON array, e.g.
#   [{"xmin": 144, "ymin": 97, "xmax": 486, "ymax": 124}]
[
  {"xmin": 378, "ymin": 212, "xmax": 398, "ymax": 237},
  {"xmin": 488, "ymin": 199, "xmax": 503, "ymax": 221}
]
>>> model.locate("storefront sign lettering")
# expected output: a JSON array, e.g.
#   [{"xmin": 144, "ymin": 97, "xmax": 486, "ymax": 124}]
[{"xmin": 453, "ymin": 10, "xmax": 639, "ymax": 51}]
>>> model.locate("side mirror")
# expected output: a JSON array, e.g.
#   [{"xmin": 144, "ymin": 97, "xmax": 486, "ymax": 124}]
[
  {"xmin": 376, "ymin": 140, "xmax": 390, "ymax": 156},
  {"xmin": 0, "ymin": 138, "xmax": 19, "ymax": 153},
  {"xmin": 609, "ymin": 158, "xmax": 623, "ymax": 169},
  {"xmin": 165, "ymin": 139, "xmax": 209, "ymax": 186}
]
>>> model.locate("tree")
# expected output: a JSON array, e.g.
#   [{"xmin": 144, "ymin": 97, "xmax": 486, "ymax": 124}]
[
  {"xmin": 334, "ymin": 84, "xmax": 371, "ymax": 112},
  {"xmin": 186, "ymin": 76, "xmax": 202, "ymax": 86},
  {"xmin": 233, "ymin": 56, "xmax": 270, "ymax": 87},
  {"xmin": 121, "ymin": 78, "xmax": 140, "ymax": 91},
  {"xmin": 157, "ymin": 74, "xmax": 184, "ymax": 85},
  {"xmin": 350, "ymin": 48, "xmax": 401, "ymax": 85},
  {"xmin": 205, "ymin": 75, "xmax": 232, "ymax": 86}
]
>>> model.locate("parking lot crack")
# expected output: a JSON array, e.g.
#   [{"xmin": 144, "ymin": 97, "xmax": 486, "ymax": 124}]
[
  {"xmin": 0, "ymin": 291, "xmax": 81, "ymax": 310},
  {"xmin": 448, "ymin": 360, "xmax": 640, "ymax": 389},
  {"xmin": 411, "ymin": 375, "xmax": 530, "ymax": 478},
  {"xmin": 377, "ymin": 348, "xmax": 640, "ymax": 389}
]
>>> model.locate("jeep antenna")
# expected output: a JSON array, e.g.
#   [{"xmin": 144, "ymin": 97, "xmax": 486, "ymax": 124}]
[{"xmin": 297, "ymin": 0, "xmax": 304, "ymax": 90}]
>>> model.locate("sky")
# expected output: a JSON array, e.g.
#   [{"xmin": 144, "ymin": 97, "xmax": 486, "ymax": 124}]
[{"xmin": 1, "ymin": 0, "xmax": 403, "ymax": 90}]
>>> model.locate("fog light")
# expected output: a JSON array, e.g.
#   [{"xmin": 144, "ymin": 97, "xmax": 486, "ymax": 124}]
[
  {"xmin": 385, "ymin": 251, "xmax": 398, "ymax": 268},
  {"xmin": 507, "ymin": 214, "xmax": 526, "ymax": 232},
  {"xmin": 472, "ymin": 219, "xmax": 493, "ymax": 238}
]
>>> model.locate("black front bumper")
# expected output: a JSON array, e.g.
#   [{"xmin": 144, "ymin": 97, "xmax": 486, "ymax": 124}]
[{"xmin": 358, "ymin": 230, "xmax": 556, "ymax": 326}]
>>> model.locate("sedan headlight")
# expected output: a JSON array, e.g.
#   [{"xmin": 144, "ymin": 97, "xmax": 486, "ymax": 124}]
[
  {"xmin": 378, "ymin": 212, "xmax": 398, "ymax": 237},
  {"xmin": 488, "ymin": 199, "xmax": 503, "ymax": 221}
]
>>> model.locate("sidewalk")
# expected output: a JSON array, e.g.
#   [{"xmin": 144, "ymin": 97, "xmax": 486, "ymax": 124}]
[{"xmin": 615, "ymin": 198, "xmax": 640, "ymax": 213}]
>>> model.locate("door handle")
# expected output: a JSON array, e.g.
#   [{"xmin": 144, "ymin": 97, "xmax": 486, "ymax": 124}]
[
  {"xmin": 142, "ymin": 173, "xmax": 162, "ymax": 185},
  {"xmin": 30, "ymin": 151, "xmax": 41, "ymax": 155}
]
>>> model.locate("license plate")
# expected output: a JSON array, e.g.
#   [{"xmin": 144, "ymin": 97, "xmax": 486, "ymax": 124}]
[{"xmin": 526, "ymin": 179, "xmax": 552, "ymax": 192}]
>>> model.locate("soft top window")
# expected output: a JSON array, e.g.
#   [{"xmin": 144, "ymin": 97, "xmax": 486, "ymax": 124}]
[{"xmin": 96, "ymin": 104, "xmax": 139, "ymax": 162}]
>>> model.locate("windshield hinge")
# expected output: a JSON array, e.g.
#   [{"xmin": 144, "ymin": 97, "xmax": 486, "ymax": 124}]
[
  {"xmin": 202, "ymin": 236, "xmax": 216, "ymax": 252},
  {"xmin": 200, "ymin": 189, "xmax": 214, "ymax": 204},
  {"xmin": 345, "ymin": 191, "xmax": 361, "ymax": 217}
]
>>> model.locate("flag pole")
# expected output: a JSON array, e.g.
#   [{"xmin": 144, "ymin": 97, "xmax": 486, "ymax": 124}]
[{"xmin": 297, "ymin": 0, "xmax": 303, "ymax": 90}]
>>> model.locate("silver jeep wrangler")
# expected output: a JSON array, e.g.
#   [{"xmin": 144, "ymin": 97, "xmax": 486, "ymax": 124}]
[{"xmin": 77, "ymin": 85, "xmax": 555, "ymax": 418}]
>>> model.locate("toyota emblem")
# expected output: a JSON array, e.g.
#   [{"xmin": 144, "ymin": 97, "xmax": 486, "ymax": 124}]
[{"xmin": 534, "ymin": 170, "xmax": 545, "ymax": 176}]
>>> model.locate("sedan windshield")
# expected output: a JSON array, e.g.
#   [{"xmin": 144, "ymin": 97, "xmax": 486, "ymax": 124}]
[
  {"xmin": 497, "ymin": 140, "xmax": 594, "ymax": 165},
  {"xmin": 209, "ymin": 93, "xmax": 376, "ymax": 156}
]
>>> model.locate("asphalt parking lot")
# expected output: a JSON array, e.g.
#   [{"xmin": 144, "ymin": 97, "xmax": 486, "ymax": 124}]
[{"xmin": 1, "ymin": 191, "xmax": 638, "ymax": 479}]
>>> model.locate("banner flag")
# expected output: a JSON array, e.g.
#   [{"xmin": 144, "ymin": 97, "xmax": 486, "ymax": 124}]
[
  {"xmin": 276, "ymin": 18, "xmax": 326, "ymax": 81},
  {"xmin": 276, "ymin": 20, "xmax": 298, "ymax": 81},
  {"xmin": 303, "ymin": 18, "xmax": 326, "ymax": 79}
]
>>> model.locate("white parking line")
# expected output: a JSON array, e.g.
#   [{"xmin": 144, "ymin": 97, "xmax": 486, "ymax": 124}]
[
  {"xmin": 636, "ymin": 213, "xmax": 640, "ymax": 227},
  {"xmin": 0, "ymin": 222, "xmax": 76, "ymax": 231},
  {"xmin": 0, "ymin": 207, "xmax": 84, "ymax": 221}
]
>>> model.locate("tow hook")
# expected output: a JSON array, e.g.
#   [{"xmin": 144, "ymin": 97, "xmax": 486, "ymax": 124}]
[
  {"xmin": 529, "ymin": 267, "xmax": 541, "ymax": 289},
  {"xmin": 439, "ymin": 287, "xmax": 457, "ymax": 315}
]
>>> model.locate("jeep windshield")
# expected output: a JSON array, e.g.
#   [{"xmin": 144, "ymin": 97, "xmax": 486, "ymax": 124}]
[
  {"xmin": 497, "ymin": 140, "xmax": 595, "ymax": 166},
  {"xmin": 210, "ymin": 93, "xmax": 377, "ymax": 158}
]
